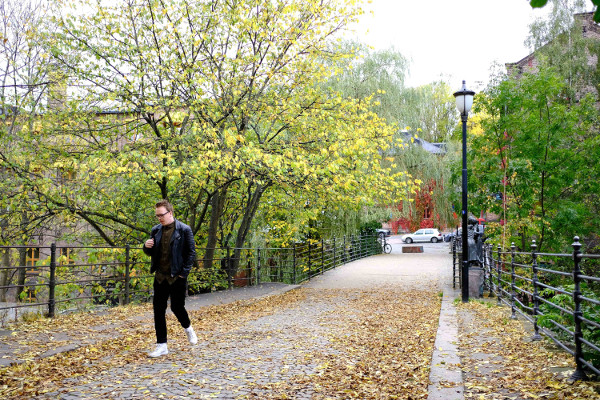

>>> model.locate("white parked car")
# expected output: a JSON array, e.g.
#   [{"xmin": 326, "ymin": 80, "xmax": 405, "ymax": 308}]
[
  {"xmin": 376, "ymin": 228, "xmax": 391, "ymax": 238},
  {"xmin": 401, "ymin": 228, "xmax": 443, "ymax": 243}
]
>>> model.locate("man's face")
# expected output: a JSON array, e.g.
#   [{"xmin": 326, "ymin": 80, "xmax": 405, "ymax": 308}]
[{"xmin": 155, "ymin": 206, "xmax": 175, "ymax": 226}]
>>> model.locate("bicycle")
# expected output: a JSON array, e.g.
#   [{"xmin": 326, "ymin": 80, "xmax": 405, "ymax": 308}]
[{"xmin": 378, "ymin": 234, "xmax": 392, "ymax": 254}]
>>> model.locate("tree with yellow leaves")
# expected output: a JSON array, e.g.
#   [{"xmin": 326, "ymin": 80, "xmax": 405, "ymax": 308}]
[{"xmin": 1, "ymin": 0, "xmax": 417, "ymax": 274}]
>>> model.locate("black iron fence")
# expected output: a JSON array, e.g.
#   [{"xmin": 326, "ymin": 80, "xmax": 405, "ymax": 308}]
[
  {"xmin": 0, "ymin": 233, "xmax": 381, "ymax": 325},
  {"xmin": 451, "ymin": 238, "xmax": 461, "ymax": 289},
  {"xmin": 456, "ymin": 237, "xmax": 600, "ymax": 380}
]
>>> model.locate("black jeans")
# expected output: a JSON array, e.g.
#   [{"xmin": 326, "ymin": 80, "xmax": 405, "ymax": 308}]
[{"xmin": 153, "ymin": 277, "xmax": 191, "ymax": 344}]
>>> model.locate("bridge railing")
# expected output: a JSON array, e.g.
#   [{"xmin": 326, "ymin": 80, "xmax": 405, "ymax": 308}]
[
  {"xmin": 482, "ymin": 237, "xmax": 600, "ymax": 381},
  {"xmin": 0, "ymin": 233, "xmax": 381, "ymax": 326}
]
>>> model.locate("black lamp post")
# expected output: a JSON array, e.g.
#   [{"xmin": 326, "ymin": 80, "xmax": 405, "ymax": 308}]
[{"xmin": 453, "ymin": 80, "xmax": 475, "ymax": 303}]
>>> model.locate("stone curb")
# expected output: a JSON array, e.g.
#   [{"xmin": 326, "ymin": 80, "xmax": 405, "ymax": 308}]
[{"xmin": 427, "ymin": 285, "xmax": 464, "ymax": 400}]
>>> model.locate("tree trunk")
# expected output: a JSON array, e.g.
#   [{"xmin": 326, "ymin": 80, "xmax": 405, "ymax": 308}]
[
  {"xmin": 520, "ymin": 227, "xmax": 527, "ymax": 251},
  {"xmin": 203, "ymin": 185, "xmax": 228, "ymax": 271},
  {"xmin": 231, "ymin": 183, "xmax": 268, "ymax": 274}
]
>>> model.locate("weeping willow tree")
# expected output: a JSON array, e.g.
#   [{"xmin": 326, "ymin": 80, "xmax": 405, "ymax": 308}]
[
  {"xmin": 384, "ymin": 136, "xmax": 459, "ymax": 233},
  {"xmin": 247, "ymin": 195, "xmax": 394, "ymax": 249},
  {"xmin": 315, "ymin": 42, "xmax": 461, "ymax": 234}
]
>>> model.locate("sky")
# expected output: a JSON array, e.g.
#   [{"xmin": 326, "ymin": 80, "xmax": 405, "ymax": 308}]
[{"xmin": 349, "ymin": 0, "xmax": 566, "ymax": 91}]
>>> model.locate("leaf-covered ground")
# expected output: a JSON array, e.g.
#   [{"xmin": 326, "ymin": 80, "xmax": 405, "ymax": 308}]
[
  {"xmin": 4, "ymin": 283, "xmax": 599, "ymax": 399},
  {"xmin": 0, "ymin": 287, "xmax": 441, "ymax": 399},
  {"xmin": 251, "ymin": 288, "xmax": 441, "ymax": 399},
  {"xmin": 458, "ymin": 299, "xmax": 600, "ymax": 399}
]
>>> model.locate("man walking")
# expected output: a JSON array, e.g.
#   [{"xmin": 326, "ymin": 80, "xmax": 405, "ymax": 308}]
[{"xmin": 143, "ymin": 199, "xmax": 198, "ymax": 357}]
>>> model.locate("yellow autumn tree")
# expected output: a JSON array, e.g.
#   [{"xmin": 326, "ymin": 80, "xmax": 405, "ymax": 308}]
[{"xmin": 2, "ymin": 0, "xmax": 416, "ymax": 267}]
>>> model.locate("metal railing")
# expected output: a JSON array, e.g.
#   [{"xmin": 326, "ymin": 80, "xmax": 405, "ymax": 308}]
[
  {"xmin": 452, "ymin": 238, "xmax": 461, "ymax": 289},
  {"xmin": 479, "ymin": 237, "xmax": 600, "ymax": 380},
  {"xmin": 0, "ymin": 233, "xmax": 381, "ymax": 325}
]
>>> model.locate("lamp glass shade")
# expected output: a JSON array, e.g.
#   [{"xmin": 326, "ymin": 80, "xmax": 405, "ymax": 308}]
[
  {"xmin": 453, "ymin": 80, "xmax": 475, "ymax": 115},
  {"xmin": 455, "ymin": 94, "xmax": 473, "ymax": 114}
]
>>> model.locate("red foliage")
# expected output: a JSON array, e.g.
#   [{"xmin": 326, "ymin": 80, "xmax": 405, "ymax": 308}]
[
  {"xmin": 389, "ymin": 178, "xmax": 447, "ymax": 233},
  {"xmin": 420, "ymin": 219, "xmax": 434, "ymax": 228}
]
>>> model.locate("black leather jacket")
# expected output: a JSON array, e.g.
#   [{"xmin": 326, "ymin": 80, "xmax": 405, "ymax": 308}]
[{"xmin": 143, "ymin": 219, "xmax": 196, "ymax": 278}]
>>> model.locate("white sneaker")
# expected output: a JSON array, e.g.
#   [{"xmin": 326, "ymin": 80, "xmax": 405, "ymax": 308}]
[
  {"xmin": 148, "ymin": 343, "xmax": 168, "ymax": 358},
  {"xmin": 185, "ymin": 326, "xmax": 198, "ymax": 345}
]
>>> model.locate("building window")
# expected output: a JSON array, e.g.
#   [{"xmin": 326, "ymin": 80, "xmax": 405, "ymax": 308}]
[
  {"xmin": 24, "ymin": 287, "xmax": 37, "ymax": 303},
  {"xmin": 60, "ymin": 248, "xmax": 75, "ymax": 265},
  {"xmin": 57, "ymin": 168, "xmax": 76, "ymax": 185},
  {"xmin": 423, "ymin": 206, "xmax": 432, "ymax": 219},
  {"xmin": 26, "ymin": 248, "xmax": 40, "ymax": 267},
  {"xmin": 25, "ymin": 247, "xmax": 40, "ymax": 272}
]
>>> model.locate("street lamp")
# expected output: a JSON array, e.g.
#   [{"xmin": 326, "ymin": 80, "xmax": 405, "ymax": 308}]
[{"xmin": 453, "ymin": 80, "xmax": 475, "ymax": 303}]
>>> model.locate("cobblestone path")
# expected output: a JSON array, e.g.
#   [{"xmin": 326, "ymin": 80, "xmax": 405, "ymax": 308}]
[{"xmin": 5, "ymin": 246, "xmax": 452, "ymax": 399}]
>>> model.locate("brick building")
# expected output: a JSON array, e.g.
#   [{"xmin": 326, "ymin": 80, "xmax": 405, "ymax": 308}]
[{"xmin": 506, "ymin": 11, "xmax": 600, "ymax": 99}]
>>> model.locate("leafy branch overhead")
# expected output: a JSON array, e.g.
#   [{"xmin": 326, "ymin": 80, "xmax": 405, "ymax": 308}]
[
  {"xmin": 0, "ymin": 0, "xmax": 418, "ymax": 249},
  {"xmin": 530, "ymin": 0, "xmax": 600, "ymax": 22}
]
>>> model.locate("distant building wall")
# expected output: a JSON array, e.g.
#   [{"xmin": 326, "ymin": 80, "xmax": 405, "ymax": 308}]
[{"xmin": 506, "ymin": 11, "xmax": 600, "ymax": 100}]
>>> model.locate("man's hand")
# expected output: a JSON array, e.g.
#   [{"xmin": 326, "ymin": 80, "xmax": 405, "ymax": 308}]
[{"xmin": 145, "ymin": 238, "xmax": 155, "ymax": 248}]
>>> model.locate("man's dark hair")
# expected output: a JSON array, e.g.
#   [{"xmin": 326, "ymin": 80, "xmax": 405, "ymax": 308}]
[{"xmin": 155, "ymin": 199, "xmax": 174, "ymax": 214}]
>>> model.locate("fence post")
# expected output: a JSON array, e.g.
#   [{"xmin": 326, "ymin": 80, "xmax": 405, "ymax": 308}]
[
  {"xmin": 278, "ymin": 253, "xmax": 283, "ymax": 282},
  {"xmin": 227, "ymin": 246, "xmax": 232, "ymax": 289},
  {"xmin": 293, "ymin": 243, "xmax": 297, "ymax": 284},
  {"xmin": 348, "ymin": 235, "xmax": 352, "ymax": 262},
  {"xmin": 307, "ymin": 242, "xmax": 312, "ymax": 279},
  {"xmin": 452, "ymin": 239, "xmax": 456, "ymax": 289},
  {"xmin": 48, "ymin": 243, "xmax": 56, "ymax": 318},
  {"xmin": 510, "ymin": 243, "xmax": 517, "ymax": 320},
  {"xmin": 125, "ymin": 245, "xmax": 130, "ymax": 305},
  {"xmin": 486, "ymin": 245, "xmax": 493, "ymax": 293},
  {"xmin": 360, "ymin": 234, "xmax": 364, "ymax": 258},
  {"xmin": 530, "ymin": 240, "xmax": 542, "ymax": 341},
  {"xmin": 256, "ymin": 248, "xmax": 261, "ymax": 285},
  {"xmin": 488, "ymin": 245, "xmax": 494, "ymax": 294},
  {"xmin": 497, "ymin": 246, "xmax": 502, "ymax": 305},
  {"xmin": 570, "ymin": 236, "xmax": 588, "ymax": 381},
  {"xmin": 486, "ymin": 244, "xmax": 492, "ymax": 294},
  {"xmin": 321, "ymin": 238, "xmax": 325, "ymax": 275},
  {"xmin": 362, "ymin": 234, "xmax": 366, "ymax": 258},
  {"xmin": 481, "ymin": 244, "xmax": 486, "ymax": 289},
  {"xmin": 480, "ymin": 244, "xmax": 485, "ymax": 292},
  {"xmin": 343, "ymin": 235, "xmax": 346, "ymax": 263},
  {"xmin": 333, "ymin": 237, "xmax": 336, "ymax": 269}
]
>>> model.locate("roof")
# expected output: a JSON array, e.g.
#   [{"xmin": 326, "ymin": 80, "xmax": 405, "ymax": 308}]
[{"xmin": 399, "ymin": 131, "xmax": 447, "ymax": 155}]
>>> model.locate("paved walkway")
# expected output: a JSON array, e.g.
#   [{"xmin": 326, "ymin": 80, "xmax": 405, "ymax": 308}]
[{"xmin": 1, "ymin": 241, "xmax": 461, "ymax": 399}]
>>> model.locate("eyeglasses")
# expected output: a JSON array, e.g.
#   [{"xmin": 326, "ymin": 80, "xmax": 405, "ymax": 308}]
[{"xmin": 155, "ymin": 211, "xmax": 171, "ymax": 219}]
